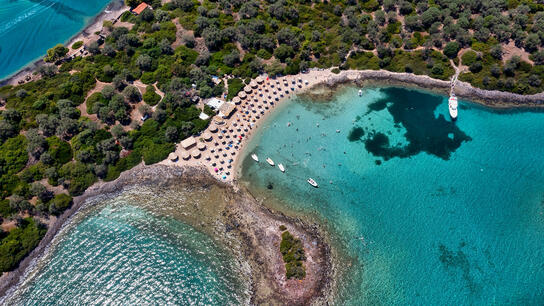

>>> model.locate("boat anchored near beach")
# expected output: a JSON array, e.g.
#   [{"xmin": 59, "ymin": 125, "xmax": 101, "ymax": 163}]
[
  {"xmin": 251, "ymin": 154, "xmax": 259, "ymax": 162},
  {"xmin": 358, "ymin": 89, "xmax": 363, "ymax": 96},
  {"xmin": 307, "ymin": 178, "xmax": 318, "ymax": 188},
  {"xmin": 449, "ymin": 94, "xmax": 458, "ymax": 121},
  {"xmin": 266, "ymin": 158, "xmax": 275, "ymax": 166},
  {"xmin": 278, "ymin": 164, "xmax": 285, "ymax": 172}
]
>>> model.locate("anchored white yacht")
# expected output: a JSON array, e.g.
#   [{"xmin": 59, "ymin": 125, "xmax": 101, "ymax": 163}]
[
  {"xmin": 449, "ymin": 94, "xmax": 458, "ymax": 121},
  {"xmin": 266, "ymin": 158, "xmax": 275, "ymax": 166},
  {"xmin": 251, "ymin": 154, "xmax": 259, "ymax": 162},
  {"xmin": 278, "ymin": 164, "xmax": 285, "ymax": 172}
]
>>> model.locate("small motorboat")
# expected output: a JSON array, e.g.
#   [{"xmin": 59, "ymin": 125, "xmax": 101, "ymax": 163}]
[
  {"xmin": 251, "ymin": 154, "xmax": 259, "ymax": 162},
  {"xmin": 278, "ymin": 164, "xmax": 285, "ymax": 172},
  {"xmin": 307, "ymin": 178, "xmax": 318, "ymax": 188},
  {"xmin": 358, "ymin": 89, "xmax": 363, "ymax": 96},
  {"xmin": 266, "ymin": 158, "xmax": 275, "ymax": 166}
]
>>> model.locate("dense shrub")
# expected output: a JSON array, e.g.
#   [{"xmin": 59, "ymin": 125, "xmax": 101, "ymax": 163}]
[
  {"xmin": 227, "ymin": 78, "xmax": 244, "ymax": 100},
  {"xmin": 48, "ymin": 193, "xmax": 73, "ymax": 215},
  {"xmin": 0, "ymin": 218, "xmax": 46, "ymax": 272},
  {"xmin": 143, "ymin": 86, "xmax": 161, "ymax": 105},
  {"xmin": 280, "ymin": 231, "xmax": 306, "ymax": 280}
]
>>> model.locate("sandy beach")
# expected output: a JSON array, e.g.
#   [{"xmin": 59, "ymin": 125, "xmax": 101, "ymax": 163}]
[
  {"xmin": 160, "ymin": 68, "xmax": 544, "ymax": 187},
  {"xmin": 0, "ymin": 0, "xmax": 127, "ymax": 87}
]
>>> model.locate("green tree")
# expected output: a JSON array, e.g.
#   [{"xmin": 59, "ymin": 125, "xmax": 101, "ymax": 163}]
[
  {"xmin": 44, "ymin": 44, "xmax": 68, "ymax": 62},
  {"xmin": 443, "ymin": 41, "xmax": 460, "ymax": 58}
]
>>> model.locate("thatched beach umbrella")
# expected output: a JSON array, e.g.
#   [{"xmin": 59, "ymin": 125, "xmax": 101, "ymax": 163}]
[
  {"xmin": 244, "ymin": 85, "xmax": 252, "ymax": 94},
  {"xmin": 209, "ymin": 125, "xmax": 218, "ymax": 132},
  {"xmin": 203, "ymin": 132, "xmax": 212, "ymax": 141},
  {"xmin": 238, "ymin": 91, "xmax": 247, "ymax": 99},
  {"xmin": 181, "ymin": 152, "xmax": 190, "ymax": 160},
  {"xmin": 250, "ymin": 80, "xmax": 258, "ymax": 89},
  {"xmin": 256, "ymin": 76, "xmax": 264, "ymax": 84},
  {"xmin": 197, "ymin": 142, "xmax": 206, "ymax": 151},
  {"xmin": 191, "ymin": 150, "xmax": 201, "ymax": 158},
  {"xmin": 169, "ymin": 152, "xmax": 178, "ymax": 162},
  {"xmin": 232, "ymin": 96, "xmax": 241, "ymax": 104}
]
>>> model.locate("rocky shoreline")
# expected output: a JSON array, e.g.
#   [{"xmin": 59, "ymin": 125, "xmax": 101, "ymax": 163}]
[
  {"xmin": 322, "ymin": 69, "xmax": 544, "ymax": 108},
  {"xmin": 0, "ymin": 163, "xmax": 334, "ymax": 305}
]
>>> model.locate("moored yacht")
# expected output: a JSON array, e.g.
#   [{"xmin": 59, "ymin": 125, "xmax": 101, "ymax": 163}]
[
  {"xmin": 278, "ymin": 163, "xmax": 285, "ymax": 172},
  {"xmin": 251, "ymin": 154, "xmax": 259, "ymax": 162},
  {"xmin": 449, "ymin": 94, "xmax": 458, "ymax": 120},
  {"xmin": 266, "ymin": 158, "xmax": 275, "ymax": 166}
]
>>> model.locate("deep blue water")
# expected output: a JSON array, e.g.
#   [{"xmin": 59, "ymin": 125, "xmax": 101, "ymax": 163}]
[
  {"xmin": 241, "ymin": 86, "xmax": 544, "ymax": 305},
  {"xmin": 4, "ymin": 188, "xmax": 249, "ymax": 305},
  {"xmin": 0, "ymin": 0, "xmax": 111, "ymax": 79}
]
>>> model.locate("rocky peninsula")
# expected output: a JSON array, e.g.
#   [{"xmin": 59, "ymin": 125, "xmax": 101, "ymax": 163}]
[{"xmin": 0, "ymin": 163, "xmax": 334, "ymax": 305}]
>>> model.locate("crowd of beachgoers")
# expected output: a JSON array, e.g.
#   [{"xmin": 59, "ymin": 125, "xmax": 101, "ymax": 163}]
[{"xmin": 161, "ymin": 69, "xmax": 340, "ymax": 183}]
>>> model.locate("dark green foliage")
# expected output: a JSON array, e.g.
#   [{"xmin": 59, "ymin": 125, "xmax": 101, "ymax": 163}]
[
  {"xmin": 48, "ymin": 193, "xmax": 73, "ymax": 215},
  {"xmin": 44, "ymin": 44, "xmax": 68, "ymax": 63},
  {"xmin": 461, "ymin": 50, "xmax": 477, "ymax": 67},
  {"xmin": 86, "ymin": 92, "xmax": 106, "ymax": 114},
  {"xmin": 0, "ymin": 135, "xmax": 28, "ymax": 197},
  {"xmin": 58, "ymin": 162, "xmax": 96, "ymax": 196},
  {"xmin": 72, "ymin": 41, "xmax": 84, "ymax": 49},
  {"xmin": 0, "ymin": 199, "xmax": 15, "ymax": 218},
  {"xmin": 280, "ymin": 231, "xmax": 306, "ymax": 280},
  {"xmin": 0, "ymin": 218, "xmax": 46, "ymax": 272},
  {"xmin": 227, "ymin": 78, "xmax": 244, "ymax": 100},
  {"xmin": 104, "ymin": 151, "xmax": 142, "ymax": 182},
  {"xmin": 46, "ymin": 136, "xmax": 73, "ymax": 166},
  {"xmin": 143, "ymin": 85, "xmax": 161, "ymax": 105},
  {"xmin": 443, "ymin": 42, "xmax": 460, "ymax": 58}
]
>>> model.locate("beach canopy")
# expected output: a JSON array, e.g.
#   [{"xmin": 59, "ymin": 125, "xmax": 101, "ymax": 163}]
[
  {"xmin": 232, "ymin": 96, "xmax": 241, "ymax": 104},
  {"xmin": 180, "ymin": 137, "xmax": 196, "ymax": 149},
  {"xmin": 191, "ymin": 150, "xmax": 201, "ymax": 158},
  {"xmin": 197, "ymin": 142, "xmax": 206, "ymax": 150},
  {"xmin": 250, "ymin": 80, "xmax": 258, "ymax": 88},
  {"xmin": 238, "ymin": 91, "xmax": 247, "ymax": 99},
  {"xmin": 168, "ymin": 152, "xmax": 178, "ymax": 162},
  {"xmin": 203, "ymin": 132, "xmax": 212, "ymax": 140},
  {"xmin": 181, "ymin": 152, "xmax": 190, "ymax": 160},
  {"xmin": 244, "ymin": 85, "xmax": 252, "ymax": 93},
  {"xmin": 209, "ymin": 125, "xmax": 218, "ymax": 132},
  {"xmin": 256, "ymin": 76, "xmax": 264, "ymax": 84}
]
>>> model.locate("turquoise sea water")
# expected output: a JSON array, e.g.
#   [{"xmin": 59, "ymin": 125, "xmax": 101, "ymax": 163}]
[
  {"xmin": 4, "ymin": 188, "xmax": 248, "ymax": 305},
  {"xmin": 241, "ymin": 86, "xmax": 544, "ymax": 304},
  {"xmin": 0, "ymin": 0, "xmax": 111, "ymax": 80}
]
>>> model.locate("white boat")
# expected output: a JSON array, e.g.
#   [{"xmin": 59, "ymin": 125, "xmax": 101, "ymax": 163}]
[
  {"xmin": 278, "ymin": 164, "xmax": 285, "ymax": 172},
  {"xmin": 266, "ymin": 158, "xmax": 275, "ymax": 166},
  {"xmin": 358, "ymin": 89, "xmax": 363, "ymax": 96},
  {"xmin": 251, "ymin": 154, "xmax": 259, "ymax": 162},
  {"xmin": 307, "ymin": 178, "xmax": 318, "ymax": 188},
  {"xmin": 449, "ymin": 94, "xmax": 458, "ymax": 120}
]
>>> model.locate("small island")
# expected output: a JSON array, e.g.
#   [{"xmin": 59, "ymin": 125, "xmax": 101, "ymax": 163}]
[{"xmin": 279, "ymin": 225, "xmax": 307, "ymax": 280}]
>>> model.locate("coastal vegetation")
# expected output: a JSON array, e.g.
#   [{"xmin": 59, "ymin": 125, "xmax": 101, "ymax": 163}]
[
  {"xmin": 1, "ymin": 0, "xmax": 544, "ymax": 274},
  {"xmin": 279, "ymin": 227, "xmax": 306, "ymax": 280}
]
